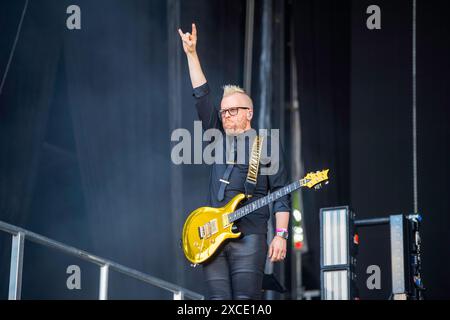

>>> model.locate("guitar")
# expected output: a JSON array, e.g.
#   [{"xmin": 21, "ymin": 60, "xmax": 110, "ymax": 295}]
[{"xmin": 182, "ymin": 169, "xmax": 329, "ymax": 265}]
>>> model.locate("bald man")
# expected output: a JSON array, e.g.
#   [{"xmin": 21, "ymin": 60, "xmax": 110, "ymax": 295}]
[{"xmin": 179, "ymin": 23, "xmax": 290, "ymax": 300}]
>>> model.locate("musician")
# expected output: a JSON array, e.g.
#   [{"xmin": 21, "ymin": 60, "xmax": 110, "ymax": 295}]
[{"xmin": 178, "ymin": 23, "xmax": 291, "ymax": 300}]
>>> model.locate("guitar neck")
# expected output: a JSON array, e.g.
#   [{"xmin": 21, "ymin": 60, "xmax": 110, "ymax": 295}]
[{"xmin": 228, "ymin": 179, "xmax": 307, "ymax": 223}]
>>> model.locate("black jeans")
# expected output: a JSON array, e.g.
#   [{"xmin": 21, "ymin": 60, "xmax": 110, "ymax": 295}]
[{"xmin": 202, "ymin": 234, "xmax": 268, "ymax": 300}]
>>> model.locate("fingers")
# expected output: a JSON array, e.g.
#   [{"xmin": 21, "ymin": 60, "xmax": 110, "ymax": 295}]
[
  {"xmin": 270, "ymin": 248, "xmax": 280, "ymax": 262},
  {"xmin": 268, "ymin": 245, "xmax": 273, "ymax": 259},
  {"xmin": 270, "ymin": 246, "xmax": 282, "ymax": 262},
  {"xmin": 178, "ymin": 28, "xmax": 194, "ymax": 46},
  {"xmin": 272, "ymin": 250, "xmax": 286, "ymax": 262},
  {"xmin": 268, "ymin": 240, "xmax": 287, "ymax": 262},
  {"xmin": 177, "ymin": 29, "xmax": 189, "ymax": 40},
  {"xmin": 192, "ymin": 23, "xmax": 197, "ymax": 37}
]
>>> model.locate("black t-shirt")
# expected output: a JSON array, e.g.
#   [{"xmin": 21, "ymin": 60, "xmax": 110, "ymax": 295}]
[{"xmin": 192, "ymin": 82, "xmax": 291, "ymax": 235}]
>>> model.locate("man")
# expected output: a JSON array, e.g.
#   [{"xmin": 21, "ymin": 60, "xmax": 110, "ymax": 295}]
[{"xmin": 178, "ymin": 23, "xmax": 290, "ymax": 300}]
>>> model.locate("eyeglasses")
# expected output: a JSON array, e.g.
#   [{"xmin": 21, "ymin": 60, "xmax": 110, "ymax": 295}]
[{"xmin": 218, "ymin": 107, "xmax": 250, "ymax": 119}]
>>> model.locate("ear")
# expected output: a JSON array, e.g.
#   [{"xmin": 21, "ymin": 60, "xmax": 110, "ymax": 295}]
[{"xmin": 247, "ymin": 110, "xmax": 253, "ymax": 120}]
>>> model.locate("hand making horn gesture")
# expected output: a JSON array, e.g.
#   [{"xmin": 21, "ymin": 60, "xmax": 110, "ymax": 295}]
[{"xmin": 178, "ymin": 23, "xmax": 197, "ymax": 54}]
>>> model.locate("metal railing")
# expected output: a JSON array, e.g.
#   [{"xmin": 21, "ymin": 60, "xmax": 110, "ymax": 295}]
[{"xmin": 0, "ymin": 220, "xmax": 204, "ymax": 300}]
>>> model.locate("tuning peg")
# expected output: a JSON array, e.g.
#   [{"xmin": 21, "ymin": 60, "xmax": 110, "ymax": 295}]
[
  {"xmin": 314, "ymin": 184, "xmax": 322, "ymax": 190},
  {"xmin": 325, "ymin": 181, "xmax": 329, "ymax": 185}
]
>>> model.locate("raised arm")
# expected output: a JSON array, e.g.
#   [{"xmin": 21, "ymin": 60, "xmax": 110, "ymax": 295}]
[
  {"xmin": 178, "ymin": 23, "xmax": 207, "ymax": 89},
  {"xmin": 178, "ymin": 23, "xmax": 221, "ymax": 130}
]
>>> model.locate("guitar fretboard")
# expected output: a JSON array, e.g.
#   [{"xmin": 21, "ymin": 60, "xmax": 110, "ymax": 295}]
[{"xmin": 228, "ymin": 179, "xmax": 306, "ymax": 223}]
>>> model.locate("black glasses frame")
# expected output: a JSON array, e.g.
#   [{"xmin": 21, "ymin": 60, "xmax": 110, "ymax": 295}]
[{"xmin": 218, "ymin": 107, "xmax": 250, "ymax": 120}]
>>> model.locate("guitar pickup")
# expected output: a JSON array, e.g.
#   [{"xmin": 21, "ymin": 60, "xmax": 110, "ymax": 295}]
[
  {"xmin": 210, "ymin": 219, "xmax": 218, "ymax": 234},
  {"xmin": 198, "ymin": 220, "xmax": 218, "ymax": 239},
  {"xmin": 222, "ymin": 214, "xmax": 230, "ymax": 228}
]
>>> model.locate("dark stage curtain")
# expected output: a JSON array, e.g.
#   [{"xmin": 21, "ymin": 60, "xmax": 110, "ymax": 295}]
[
  {"xmin": 0, "ymin": 1, "xmax": 63, "ymax": 298},
  {"xmin": 0, "ymin": 0, "xmax": 246, "ymax": 299}
]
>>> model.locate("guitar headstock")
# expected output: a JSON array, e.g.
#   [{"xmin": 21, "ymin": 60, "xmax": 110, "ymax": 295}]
[{"xmin": 303, "ymin": 169, "xmax": 330, "ymax": 189}]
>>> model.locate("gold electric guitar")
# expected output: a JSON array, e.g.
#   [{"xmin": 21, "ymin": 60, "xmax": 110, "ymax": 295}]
[{"xmin": 182, "ymin": 169, "xmax": 329, "ymax": 265}]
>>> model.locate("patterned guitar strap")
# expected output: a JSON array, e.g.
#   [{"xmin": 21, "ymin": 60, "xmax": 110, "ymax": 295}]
[{"xmin": 244, "ymin": 135, "xmax": 264, "ymax": 198}]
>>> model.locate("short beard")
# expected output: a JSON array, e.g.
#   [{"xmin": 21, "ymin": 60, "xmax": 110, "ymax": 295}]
[{"xmin": 224, "ymin": 127, "xmax": 246, "ymax": 136}]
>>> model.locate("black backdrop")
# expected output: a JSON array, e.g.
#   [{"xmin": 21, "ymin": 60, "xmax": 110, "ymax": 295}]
[
  {"xmin": 350, "ymin": 0, "xmax": 414, "ymax": 299},
  {"xmin": 0, "ymin": 0, "xmax": 449, "ymax": 299}
]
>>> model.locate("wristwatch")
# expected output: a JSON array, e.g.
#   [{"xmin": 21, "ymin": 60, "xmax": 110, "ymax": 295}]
[{"xmin": 276, "ymin": 229, "xmax": 289, "ymax": 240}]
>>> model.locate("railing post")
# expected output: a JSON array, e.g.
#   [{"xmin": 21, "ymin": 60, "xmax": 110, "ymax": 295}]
[
  {"xmin": 173, "ymin": 291, "xmax": 184, "ymax": 300},
  {"xmin": 9, "ymin": 232, "xmax": 25, "ymax": 300},
  {"xmin": 390, "ymin": 215, "xmax": 407, "ymax": 299},
  {"xmin": 99, "ymin": 264, "xmax": 109, "ymax": 300}
]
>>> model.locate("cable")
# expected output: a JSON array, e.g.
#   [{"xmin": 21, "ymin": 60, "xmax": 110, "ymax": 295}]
[
  {"xmin": 0, "ymin": 0, "xmax": 29, "ymax": 97},
  {"xmin": 412, "ymin": 0, "xmax": 418, "ymax": 213}
]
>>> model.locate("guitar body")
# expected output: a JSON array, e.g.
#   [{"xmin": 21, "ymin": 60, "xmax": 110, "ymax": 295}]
[
  {"xmin": 182, "ymin": 193, "xmax": 246, "ymax": 264},
  {"xmin": 181, "ymin": 169, "xmax": 329, "ymax": 265}
]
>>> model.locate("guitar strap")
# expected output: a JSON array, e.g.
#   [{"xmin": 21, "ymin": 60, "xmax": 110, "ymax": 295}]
[
  {"xmin": 217, "ymin": 136, "xmax": 237, "ymax": 202},
  {"xmin": 244, "ymin": 135, "xmax": 263, "ymax": 198}
]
